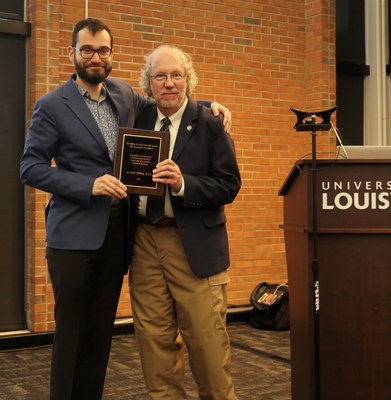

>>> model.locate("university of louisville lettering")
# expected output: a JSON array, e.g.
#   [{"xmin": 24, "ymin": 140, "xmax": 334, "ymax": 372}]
[{"xmin": 321, "ymin": 179, "xmax": 391, "ymax": 210}]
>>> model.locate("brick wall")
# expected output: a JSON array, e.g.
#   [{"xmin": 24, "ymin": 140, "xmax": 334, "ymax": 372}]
[{"xmin": 24, "ymin": 0, "xmax": 336, "ymax": 332}]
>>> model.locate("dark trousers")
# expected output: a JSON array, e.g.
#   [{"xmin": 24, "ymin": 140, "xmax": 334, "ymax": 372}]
[{"xmin": 46, "ymin": 210, "xmax": 126, "ymax": 400}]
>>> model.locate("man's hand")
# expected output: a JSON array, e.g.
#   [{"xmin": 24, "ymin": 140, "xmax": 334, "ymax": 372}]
[
  {"xmin": 151, "ymin": 159, "xmax": 183, "ymax": 193},
  {"xmin": 92, "ymin": 174, "xmax": 128, "ymax": 199},
  {"xmin": 211, "ymin": 101, "xmax": 232, "ymax": 133}
]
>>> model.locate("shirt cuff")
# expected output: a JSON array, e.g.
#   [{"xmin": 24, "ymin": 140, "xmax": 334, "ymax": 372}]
[{"xmin": 171, "ymin": 178, "xmax": 185, "ymax": 197}]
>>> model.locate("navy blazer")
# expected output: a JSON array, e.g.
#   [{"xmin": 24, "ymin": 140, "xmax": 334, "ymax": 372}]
[
  {"xmin": 134, "ymin": 100, "xmax": 241, "ymax": 277},
  {"xmin": 20, "ymin": 75, "xmax": 152, "ymax": 271}
]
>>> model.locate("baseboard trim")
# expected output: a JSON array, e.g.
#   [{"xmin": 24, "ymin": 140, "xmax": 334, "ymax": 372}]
[{"xmin": 0, "ymin": 306, "xmax": 252, "ymax": 351}]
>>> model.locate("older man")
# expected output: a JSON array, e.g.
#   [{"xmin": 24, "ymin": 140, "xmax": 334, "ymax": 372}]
[{"xmin": 130, "ymin": 44, "xmax": 241, "ymax": 400}]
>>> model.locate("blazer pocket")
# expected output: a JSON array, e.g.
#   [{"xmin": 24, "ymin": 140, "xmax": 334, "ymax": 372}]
[{"xmin": 203, "ymin": 213, "xmax": 227, "ymax": 228}]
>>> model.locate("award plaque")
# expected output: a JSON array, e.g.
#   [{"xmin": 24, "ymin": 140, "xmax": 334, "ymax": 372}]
[{"xmin": 114, "ymin": 127, "xmax": 170, "ymax": 196}]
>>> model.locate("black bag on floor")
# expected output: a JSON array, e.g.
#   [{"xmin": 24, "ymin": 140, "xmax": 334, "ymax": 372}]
[{"xmin": 249, "ymin": 282, "xmax": 290, "ymax": 331}]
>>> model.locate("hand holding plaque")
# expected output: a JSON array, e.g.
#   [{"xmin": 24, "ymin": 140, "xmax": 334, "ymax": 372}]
[{"xmin": 113, "ymin": 127, "xmax": 170, "ymax": 196}]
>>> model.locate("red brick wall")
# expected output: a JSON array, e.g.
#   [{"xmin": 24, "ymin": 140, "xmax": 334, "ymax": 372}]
[{"xmin": 24, "ymin": 0, "xmax": 336, "ymax": 332}]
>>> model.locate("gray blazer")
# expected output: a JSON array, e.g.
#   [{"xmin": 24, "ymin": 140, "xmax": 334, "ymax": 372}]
[{"xmin": 20, "ymin": 74, "xmax": 152, "ymax": 271}]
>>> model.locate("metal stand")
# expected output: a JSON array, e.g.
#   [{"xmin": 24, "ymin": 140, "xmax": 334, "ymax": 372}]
[{"xmin": 290, "ymin": 106, "xmax": 337, "ymax": 400}]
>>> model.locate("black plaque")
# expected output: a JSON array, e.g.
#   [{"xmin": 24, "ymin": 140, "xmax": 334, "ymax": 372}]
[{"xmin": 114, "ymin": 127, "xmax": 170, "ymax": 196}]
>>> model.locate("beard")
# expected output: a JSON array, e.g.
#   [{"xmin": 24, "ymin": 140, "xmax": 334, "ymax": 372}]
[
  {"xmin": 155, "ymin": 93, "xmax": 186, "ymax": 111},
  {"xmin": 74, "ymin": 59, "xmax": 112, "ymax": 84}
]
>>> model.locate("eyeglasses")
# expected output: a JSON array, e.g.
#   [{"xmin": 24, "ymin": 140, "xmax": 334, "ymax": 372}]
[
  {"xmin": 151, "ymin": 72, "xmax": 185, "ymax": 82},
  {"xmin": 73, "ymin": 47, "xmax": 112, "ymax": 59}
]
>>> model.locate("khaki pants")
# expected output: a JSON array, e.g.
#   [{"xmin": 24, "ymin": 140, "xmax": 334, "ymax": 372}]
[{"xmin": 130, "ymin": 224, "xmax": 236, "ymax": 400}]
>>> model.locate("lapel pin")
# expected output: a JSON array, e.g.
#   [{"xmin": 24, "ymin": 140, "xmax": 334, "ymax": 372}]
[{"xmin": 186, "ymin": 125, "xmax": 192, "ymax": 131}]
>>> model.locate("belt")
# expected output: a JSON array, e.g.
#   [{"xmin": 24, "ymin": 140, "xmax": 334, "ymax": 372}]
[{"xmin": 137, "ymin": 215, "xmax": 177, "ymax": 228}]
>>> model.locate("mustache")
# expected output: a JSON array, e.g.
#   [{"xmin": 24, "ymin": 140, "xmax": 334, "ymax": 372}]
[{"xmin": 85, "ymin": 62, "xmax": 105, "ymax": 67}]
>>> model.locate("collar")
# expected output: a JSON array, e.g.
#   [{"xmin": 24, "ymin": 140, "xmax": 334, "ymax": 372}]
[{"xmin": 72, "ymin": 78, "xmax": 107, "ymax": 102}]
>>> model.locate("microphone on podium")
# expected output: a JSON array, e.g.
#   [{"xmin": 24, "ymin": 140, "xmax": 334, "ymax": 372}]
[{"xmin": 330, "ymin": 120, "xmax": 349, "ymax": 159}]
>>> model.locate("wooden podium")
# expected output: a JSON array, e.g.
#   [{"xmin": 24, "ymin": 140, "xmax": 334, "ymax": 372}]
[{"xmin": 279, "ymin": 159, "xmax": 391, "ymax": 400}]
